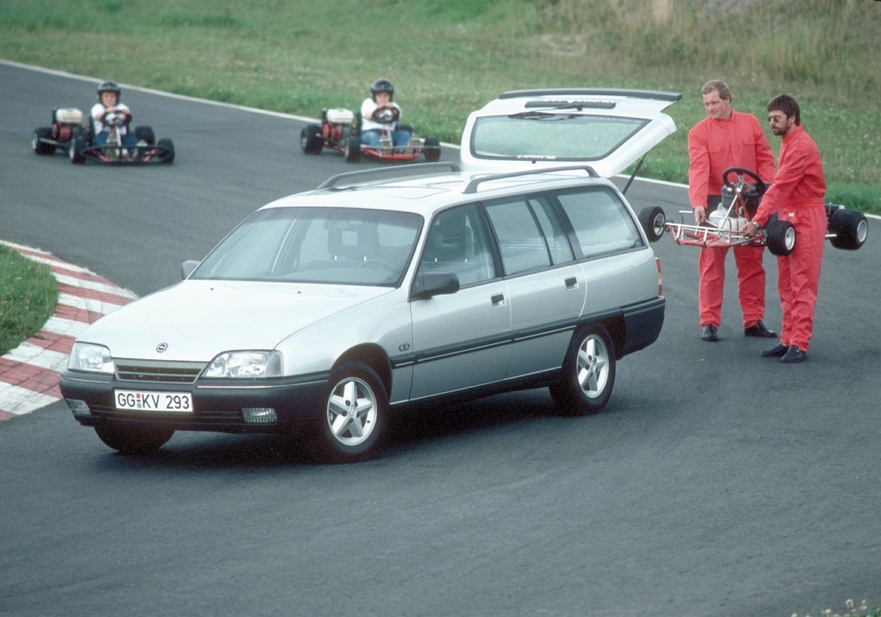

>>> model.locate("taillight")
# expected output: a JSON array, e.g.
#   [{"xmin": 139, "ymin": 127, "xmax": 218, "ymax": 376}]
[{"xmin": 655, "ymin": 257, "xmax": 663, "ymax": 296}]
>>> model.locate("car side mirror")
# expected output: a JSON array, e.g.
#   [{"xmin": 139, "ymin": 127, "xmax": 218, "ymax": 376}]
[
  {"xmin": 181, "ymin": 260, "xmax": 200, "ymax": 279},
  {"xmin": 411, "ymin": 270, "xmax": 460, "ymax": 299}
]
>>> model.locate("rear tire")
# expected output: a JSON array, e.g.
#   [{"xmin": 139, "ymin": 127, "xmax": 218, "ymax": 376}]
[
  {"xmin": 638, "ymin": 206, "xmax": 666, "ymax": 242},
  {"xmin": 94, "ymin": 423, "xmax": 174, "ymax": 454},
  {"xmin": 829, "ymin": 208, "xmax": 868, "ymax": 250},
  {"xmin": 549, "ymin": 325, "xmax": 616, "ymax": 416},
  {"xmin": 33, "ymin": 127, "xmax": 56, "ymax": 155},
  {"xmin": 423, "ymin": 137, "xmax": 441, "ymax": 162},
  {"xmin": 300, "ymin": 124, "xmax": 324, "ymax": 154},
  {"xmin": 134, "ymin": 126, "xmax": 155, "ymax": 145},
  {"xmin": 765, "ymin": 219, "xmax": 795, "ymax": 256},
  {"xmin": 345, "ymin": 136, "xmax": 361, "ymax": 163}
]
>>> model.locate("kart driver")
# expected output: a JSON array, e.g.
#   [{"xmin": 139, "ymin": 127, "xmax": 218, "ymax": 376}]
[
  {"xmin": 743, "ymin": 94, "xmax": 827, "ymax": 364},
  {"xmin": 91, "ymin": 81, "xmax": 138, "ymax": 148},
  {"xmin": 688, "ymin": 80, "xmax": 777, "ymax": 343},
  {"xmin": 360, "ymin": 78, "xmax": 411, "ymax": 152}
]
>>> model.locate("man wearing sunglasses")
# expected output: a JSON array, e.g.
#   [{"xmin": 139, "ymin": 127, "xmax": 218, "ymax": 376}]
[{"xmin": 743, "ymin": 94, "xmax": 827, "ymax": 364}]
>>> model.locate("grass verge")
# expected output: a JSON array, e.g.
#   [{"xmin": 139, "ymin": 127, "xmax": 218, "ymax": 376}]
[{"xmin": 0, "ymin": 245, "xmax": 59, "ymax": 357}]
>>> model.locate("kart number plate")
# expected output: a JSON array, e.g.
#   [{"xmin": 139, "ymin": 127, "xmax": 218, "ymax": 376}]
[{"xmin": 115, "ymin": 390, "xmax": 193, "ymax": 413}]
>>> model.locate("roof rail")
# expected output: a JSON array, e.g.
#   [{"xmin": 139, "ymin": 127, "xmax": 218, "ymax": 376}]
[
  {"xmin": 499, "ymin": 88, "xmax": 682, "ymax": 103},
  {"xmin": 317, "ymin": 162, "xmax": 461, "ymax": 190},
  {"xmin": 463, "ymin": 165, "xmax": 598, "ymax": 195}
]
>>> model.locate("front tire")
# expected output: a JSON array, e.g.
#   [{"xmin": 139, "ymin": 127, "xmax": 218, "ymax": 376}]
[
  {"xmin": 157, "ymin": 138, "xmax": 175, "ymax": 164},
  {"xmin": 829, "ymin": 208, "xmax": 868, "ymax": 250},
  {"xmin": 311, "ymin": 362, "xmax": 389, "ymax": 463},
  {"xmin": 94, "ymin": 423, "xmax": 174, "ymax": 454},
  {"xmin": 549, "ymin": 325, "xmax": 616, "ymax": 416},
  {"xmin": 300, "ymin": 124, "xmax": 324, "ymax": 154},
  {"xmin": 765, "ymin": 219, "xmax": 795, "ymax": 256},
  {"xmin": 69, "ymin": 137, "xmax": 86, "ymax": 164},
  {"xmin": 345, "ymin": 136, "xmax": 361, "ymax": 163}
]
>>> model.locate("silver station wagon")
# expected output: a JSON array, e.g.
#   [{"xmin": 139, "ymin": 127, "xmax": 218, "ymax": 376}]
[{"xmin": 61, "ymin": 93, "xmax": 677, "ymax": 463}]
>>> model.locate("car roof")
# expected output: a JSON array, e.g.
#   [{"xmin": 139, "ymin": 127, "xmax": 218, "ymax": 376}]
[
  {"xmin": 460, "ymin": 88, "xmax": 681, "ymax": 177},
  {"xmin": 259, "ymin": 163, "xmax": 617, "ymax": 218}
]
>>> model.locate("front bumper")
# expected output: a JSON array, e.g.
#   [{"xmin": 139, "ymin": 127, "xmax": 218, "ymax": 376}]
[{"xmin": 59, "ymin": 371, "xmax": 329, "ymax": 433}]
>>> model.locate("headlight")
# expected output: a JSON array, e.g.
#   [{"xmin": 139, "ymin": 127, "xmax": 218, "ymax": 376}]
[
  {"xmin": 203, "ymin": 351, "xmax": 283, "ymax": 379},
  {"xmin": 68, "ymin": 343, "xmax": 115, "ymax": 374}
]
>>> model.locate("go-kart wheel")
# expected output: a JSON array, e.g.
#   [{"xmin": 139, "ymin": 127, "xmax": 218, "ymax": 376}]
[
  {"xmin": 134, "ymin": 126, "xmax": 155, "ymax": 145},
  {"xmin": 549, "ymin": 324, "xmax": 616, "ymax": 416},
  {"xmin": 157, "ymin": 138, "xmax": 175, "ymax": 164},
  {"xmin": 345, "ymin": 136, "xmax": 361, "ymax": 163},
  {"xmin": 33, "ymin": 128, "xmax": 56, "ymax": 155},
  {"xmin": 69, "ymin": 137, "xmax": 86, "ymax": 164},
  {"xmin": 301, "ymin": 125, "xmax": 324, "ymax": 154},
  {"xmin": 638, "ymin": 206, "xmax": 666, "ymax": 242},
  {"xmin": 423, "ymin": 137, "xmax": 440, "ymax": 162},
  {"xmin": 765, "ymin": 219, "xmax": 795, "ymax": 256},
  {"xmin": 829, "ymin": 208, "xmax": 868, "ymax": 251},
  {"xmin": 723, "ymin": 166, "xmax": 766, "ymax": 198}
]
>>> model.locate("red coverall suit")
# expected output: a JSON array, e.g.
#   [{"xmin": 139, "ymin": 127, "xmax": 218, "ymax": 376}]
[
  {"xmin": 688, "ymin": 112, "xmax": 776, "ymax": 329},
  {"xmin": 752, "ymin": 125, "xmax": 826, "ymax": 352}
]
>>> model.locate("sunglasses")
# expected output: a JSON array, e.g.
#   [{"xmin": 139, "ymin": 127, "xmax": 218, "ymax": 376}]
[{"xmin": 768, "ymin": 114, "xmax": 787, "ymax": 123}]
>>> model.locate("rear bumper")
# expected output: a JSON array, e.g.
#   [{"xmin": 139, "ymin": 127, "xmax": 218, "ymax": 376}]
[{"xmin": 620, "ymin": 296, "xmax": 665, "ymax": 356}]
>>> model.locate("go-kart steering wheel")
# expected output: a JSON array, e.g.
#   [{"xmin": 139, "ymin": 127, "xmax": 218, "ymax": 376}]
[
  {"xmin": 723, "ymin": 167, "xmax": 766, "ymax": 198},
  {"xmin": 373, "ymin": 106, "xmax": 399, "ymax": 124}
]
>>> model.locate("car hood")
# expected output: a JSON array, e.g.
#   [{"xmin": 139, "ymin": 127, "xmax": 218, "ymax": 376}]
[
  {"xmin": 461, "ymin": 88, "xmax": 681, "ymax": 178},
  {"xmin": 77, "ymin": 280, "xmax": 394, "ymax": 362}
]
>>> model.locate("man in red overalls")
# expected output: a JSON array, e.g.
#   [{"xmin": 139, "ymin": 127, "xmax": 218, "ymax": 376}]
[
  {"xmin": 688, "ymin": 80, "xmax": 778, "ymax": 342},
  {"xmin": 743, "ymin": 94, "xmax": 826, "ymax": 364}
]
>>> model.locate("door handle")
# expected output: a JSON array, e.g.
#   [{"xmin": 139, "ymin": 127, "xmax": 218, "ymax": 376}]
[
  {"xmin": 565, "ymin": 277, "xmax": 578, "ymax": 289},
  {"xmin": 491, "ymin": 294, "xmax": 505, "ymax": 307}
]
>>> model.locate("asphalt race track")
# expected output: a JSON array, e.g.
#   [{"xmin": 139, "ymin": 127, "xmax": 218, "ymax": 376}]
[{"xmin": 1, "ymin": 60, "xmax": 879, "ymax": 617}]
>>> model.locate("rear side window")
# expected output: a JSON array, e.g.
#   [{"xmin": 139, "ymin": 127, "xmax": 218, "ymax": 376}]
[
  {"xmin": 484, "ymin": 197, "xmax": 552, "ymax": 275},
  {"xmin": 555, "ymin": 187, "xmax": 642, "ymax": 258}
]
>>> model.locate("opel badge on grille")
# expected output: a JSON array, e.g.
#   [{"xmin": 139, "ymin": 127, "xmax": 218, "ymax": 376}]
[{"xmin": 156, "ymin": 342, "xmax": 168, "ymax": 353}]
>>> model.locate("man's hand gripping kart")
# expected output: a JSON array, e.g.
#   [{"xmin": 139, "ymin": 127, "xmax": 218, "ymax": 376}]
[
  {"xmin": 651, "ymin": 167, "xmax": 868, "ymax": 255},
  {"xmin": 33, "ymin": 108, "xmax": 174, "ymax": 165},
  {"xmin": 300, "ymin": 107, "xmax": 441, "ymax": 164}
]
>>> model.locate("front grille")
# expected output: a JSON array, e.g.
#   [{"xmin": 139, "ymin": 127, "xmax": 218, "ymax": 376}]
[{"xmin": 115, "ymin": 359, "xmax": 207, "ymax": 384}]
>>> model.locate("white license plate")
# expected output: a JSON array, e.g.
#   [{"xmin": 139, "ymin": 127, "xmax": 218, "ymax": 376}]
[{"xmin": 115, "ymin": 390, "xmax": 193, "ymax": 413}]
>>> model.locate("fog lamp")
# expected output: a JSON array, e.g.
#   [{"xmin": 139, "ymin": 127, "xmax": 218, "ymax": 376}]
[
  {"xmin": 242, "ymin": 407, "xmax": 277, "ymax": 424},
  {"xmin": 66, "ymin": 399, "xmax": 91, "ymax": 416}
]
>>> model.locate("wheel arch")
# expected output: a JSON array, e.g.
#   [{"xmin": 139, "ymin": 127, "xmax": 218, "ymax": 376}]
[{"xmin": 332, "ymin": 344, "xmax": 392, "ymax": 394}]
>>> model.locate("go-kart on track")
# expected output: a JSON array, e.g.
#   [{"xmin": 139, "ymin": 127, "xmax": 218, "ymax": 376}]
[{"xmin": 2, "ymin": 60, "xmax": 880, "ymax": 617}]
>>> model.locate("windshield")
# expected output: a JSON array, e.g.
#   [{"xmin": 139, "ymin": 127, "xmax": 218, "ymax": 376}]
[
  {"xmin": 470, "ymin": 114, "xmax": 648, "ymax": 161},
  {"xmin": 191, "ymin": 207, "xmax": 423, "ymax": 286}
]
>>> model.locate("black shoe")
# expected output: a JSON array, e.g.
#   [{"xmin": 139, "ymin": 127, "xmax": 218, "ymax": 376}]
[
  {"xmin": 701, "ymin": 324, "xmax": 718, "ymax": 342},
  {"xmin": 744, "ymin": 320, "xmax": 777, "ymax": 338},
  {"xmin": 781, "ymin": 346, "xmax": 807, "ymax": 363},
  {"xmin": 761, "ymin": 343, "xmax": 789, "ymax": 358}
]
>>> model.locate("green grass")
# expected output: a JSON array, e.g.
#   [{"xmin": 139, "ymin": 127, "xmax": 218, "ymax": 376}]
[
  {"xmin": 0, "ymin": 245, "xmax": 59, "ymax": 357},
  {"xmin": 1, "ymin": 0, "xmax": 880, "ymax": 212}
]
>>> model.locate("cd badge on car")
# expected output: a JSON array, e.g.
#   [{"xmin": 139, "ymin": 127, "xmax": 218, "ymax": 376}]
[{"xmin": 156, "ymin": 342, "xmax": 168, "ymax": 353}]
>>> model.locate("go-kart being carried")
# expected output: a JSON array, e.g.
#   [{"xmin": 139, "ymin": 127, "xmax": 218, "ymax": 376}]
[
  {"xmin": 657, "ymin": 167, "xmax": 868, "ymax": 255},
  {"xmin": 32, "ymin": 81, "xmax": 174, "ymax": 165},
  {"xmin": 300, "ymin": 107, "xmax": 441, "ymax": 164}
]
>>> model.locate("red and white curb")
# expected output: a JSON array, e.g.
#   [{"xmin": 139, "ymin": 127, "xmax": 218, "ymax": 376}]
[{"xmin": 0, "ymin": 240, "xmax": 138, "ymax": 421}]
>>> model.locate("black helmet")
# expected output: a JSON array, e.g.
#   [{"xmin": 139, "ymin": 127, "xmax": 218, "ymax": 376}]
[
  {"xmin": 97, "ymin": 81, "xmax": 121, "ymax": 100},
  {"xmin": 370, "ymin": 78, "xmax": 394, "ymax": 100}
]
